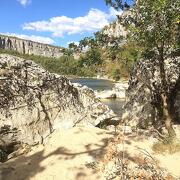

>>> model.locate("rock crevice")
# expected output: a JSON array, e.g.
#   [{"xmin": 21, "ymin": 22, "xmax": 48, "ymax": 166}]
[
  {"xmin": 122, "ymin": 56, "xmax": 180, "ymax": 128},
  {"xmin": 0, "ymin": 54, "xmax": 114, "ymax": 149}
]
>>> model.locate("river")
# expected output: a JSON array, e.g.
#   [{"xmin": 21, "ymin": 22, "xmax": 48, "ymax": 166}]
[{"xmin": 70, "ymin": 78, "xmax": 124, "ymax": 116}]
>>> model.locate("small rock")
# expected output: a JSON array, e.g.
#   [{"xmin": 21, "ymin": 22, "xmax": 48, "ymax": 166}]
[{"xmin": 106, "ymin": 125, "xmax": 116, "ymax": 131}]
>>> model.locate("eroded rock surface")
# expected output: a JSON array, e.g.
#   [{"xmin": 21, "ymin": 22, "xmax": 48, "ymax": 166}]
[
  {"xmin": 122, "ymin": 56, "xmax": 180, "ymax": 128},
  {"xmin": 0, "ymin": 54, "xmax": 114, "ymax": 148},
  {"xmin": 94, "ymin": 82, "xmax": 128, "ymax": 99},
  {"xmin": 0, "ymin": 35, "xmax": 63, "ymax": 58}
]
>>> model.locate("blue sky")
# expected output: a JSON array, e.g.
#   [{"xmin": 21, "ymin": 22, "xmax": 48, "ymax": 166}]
[{"xmin": 0, "ymin": 0, "xmax": 121, "ymax": 47}]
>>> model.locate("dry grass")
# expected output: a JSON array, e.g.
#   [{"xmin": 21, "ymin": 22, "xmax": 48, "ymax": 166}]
[
  {"xmin": 97, "ymin": 133, "xmax": 173, "ymax": 180},
  {"xmin": 152, "ymin": 138, "xmax": 180, "ymax": 154}
]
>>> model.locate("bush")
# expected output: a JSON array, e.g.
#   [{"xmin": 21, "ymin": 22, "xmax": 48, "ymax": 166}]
[
  {"xmin": 152, "ymin": 138, "xmax": 180, "ymax": 154},
  {"xmin": 111, "ymin": 68, "xmax": 121, "ymax": 81},
  {"xmin": 0, "ymin": 148, "xmax": 7, "ymax": 162}
]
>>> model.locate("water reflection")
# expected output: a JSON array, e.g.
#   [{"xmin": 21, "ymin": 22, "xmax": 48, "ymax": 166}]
[{"xmin": 101, "ymin": 99, "xmax": 124, "ymax": 116}]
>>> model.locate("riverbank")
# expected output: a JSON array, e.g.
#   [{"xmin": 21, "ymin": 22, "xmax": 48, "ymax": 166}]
[
  {"xmin": 70, "ymin": 77, "xmax": 128, "ymax": 99},
  {"xmin": 70, "ymin": 78, "xmax": 128, "ymax": 115},
  {"xmin": 67, "ymin": 75, "xmax": 129, "ymax": 83},
  {"xmin": 94, "ymin": 81, "xmax": 128, "ymax": 99}
]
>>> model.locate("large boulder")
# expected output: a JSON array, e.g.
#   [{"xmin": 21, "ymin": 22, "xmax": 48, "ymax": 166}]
[
  {"xmin": 122, "ymin": 56, "xmax": 180, "ymax": 128},
  {"xmin": 0, "ymin": 54, "xmax": 114, "ymax": 147}
]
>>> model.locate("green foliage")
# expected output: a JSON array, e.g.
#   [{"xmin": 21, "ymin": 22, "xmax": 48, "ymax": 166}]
[
  {"xmin": 126, "ymin": 0, "xmax": 180, "ymax": 58},
  {"xmin": 61, "ymin": 48, "xmax": 73, "ymax": 56},
  {"xmin": 105, "ymin": 0, "xmax": 133, "ymax": 10},
  {"xmin": 104, "ymin": 0, "xmax": 179, "ymax": 75},
  {"xmin": 80, "ymin": 47, "xmax": 102, "ymax": 67},
  {"xmin": 105, "ymin": 0, "xmax": 179, "ymax": 58},
  {"xmin": 79, "ymin": 37, "xmax": 97, "ymax": 50},
  {"xmin": 94, "ymin": 31, "xmax": 110, "ymax": 46},
  {"xmin": 0, "ymin": 48, "xmax": 95, "ymax": 77},
  {"xmin": 111, "ymin": 68, "xmax": 121, "ymax": 81},
  {"xmin": 118, "ymin": 42, "xmax": 142, "ymax": 71},
  {"xmin": 105, "ymin": 0, "xmax": 180, "ymax": 137},
  {"xmin": 68, "ymin": 42, "xmax": 79, "ymax": 53}
]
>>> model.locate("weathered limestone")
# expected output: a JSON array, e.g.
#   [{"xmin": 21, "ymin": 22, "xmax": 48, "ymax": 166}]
[
  {"xmin": 103, "ymin": 21, "xmax": 127, "ymax": 38},
  {"xmin": 122, "ymin": 56, "xmax": 180, "ymax": 128},
  {"xmin": 0, "ymin": 54, "xmax": 115, "ymax": 148},
  {"xmin": 0, "ymin": 35, "xmax": 63, "ymax": 58},
  {"xmin": 95, "ymin": 82, "xmax": 128, "ymax": 99}
]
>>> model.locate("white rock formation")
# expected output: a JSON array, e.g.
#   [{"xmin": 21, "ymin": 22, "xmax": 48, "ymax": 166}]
[
  {"xmin": 122, "ymin": 56, "xmax": 180, "ymax": 128},
  {"xmin": 103, "ymin": 21, "xmax": 127, "ymax": 38},
  {"xmin": 0, "ymin": 54, "xmax": 115, "ymax": 147},
  {"xmin": 95, "ymin": 81, "xmax": 128, "ymax": 99},
  {"xmin": 0, "ymin": 35, "xmax": 63, "ymax": 58}
]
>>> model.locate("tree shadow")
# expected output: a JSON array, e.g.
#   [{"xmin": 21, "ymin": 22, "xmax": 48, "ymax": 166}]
[{"xmin": 0, "ymin": 135, "xmax": 111, "ymax": 180}]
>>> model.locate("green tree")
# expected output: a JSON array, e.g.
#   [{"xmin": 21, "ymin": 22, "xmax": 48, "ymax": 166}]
[
  {"xmin": 61, "ymin": 48, "xmax": 73, "ymax": 56},
  {"xmin": 79, "ymin": 37, "xmax": 97, "ymax": 50},
  {"xmin": 105, "ymin": 0, "xmax": 180, "ymax": 137},
  {"xmin": 94, "ymin": 31, "xmax": 110, "ymax": 46},
  {"xmin": 80, "ymin": 46, "xmax": 102, "ymax": 67},
  {"xmin": 79, "ymin": 37, "xmax": 89, "ymax": 50},
  {"xmin": 111, "ymin": 68, "xmax": 121, "ymax": 81},
  {"xmin": 68, "ymin": 42, "xmax": 79, "ymax": 53},
  {"xmin": 105, "ymin": 0, "xmax": 133, "ymax": 10}
]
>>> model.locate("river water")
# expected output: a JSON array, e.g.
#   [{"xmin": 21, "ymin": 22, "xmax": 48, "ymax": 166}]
[{"xmin": 70, "ymin": 78, "xmax": 124, "ymax": 116}]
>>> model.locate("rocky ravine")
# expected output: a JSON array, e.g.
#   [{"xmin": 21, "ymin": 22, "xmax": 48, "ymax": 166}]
[
  {"xmin": 0, "ymin": 54, "xmax": 115, "ymax": 152},
  {"xmin": 0, "ymin": 35, "xmax": 63, "ymax": 58}
]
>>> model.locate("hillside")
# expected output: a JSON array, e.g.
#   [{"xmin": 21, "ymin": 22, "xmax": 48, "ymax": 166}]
[{"xmin": 0, "ymin": 18, "xmax": 131, "ymax": 80}]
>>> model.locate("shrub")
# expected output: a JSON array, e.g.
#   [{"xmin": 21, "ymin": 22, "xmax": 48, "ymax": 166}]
[
  {"xmin": 152, "ymin": 138, "xmax": 180, "ymax": 154},
  {"xmin": 111, "ymin": 68, "xmax": 121, "ymax": 81}
]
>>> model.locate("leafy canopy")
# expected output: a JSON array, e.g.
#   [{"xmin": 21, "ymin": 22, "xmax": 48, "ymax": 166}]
[
  {"xmin": 106, "ymin": 0, "xmax": 180, "ymax": 58},
  {"xmin": 105, "ymin": 0, "xmax": 135, "ymax": 10}
]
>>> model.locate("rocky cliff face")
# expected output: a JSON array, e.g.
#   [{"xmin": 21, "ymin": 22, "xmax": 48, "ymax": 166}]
[
  {"xmin": 122, "ymin": 56, "xmax": 180, "ymax": 128},
  {"xmin": 0, "ymin": 35, "xmax": 63, "ymax": 58},
  {"xmin": 103, "ymin": 20, "xmax": 127, "ymax": 38},
  {"xmin": 0, "ymin": 54, "xmax": 114, "ymax": 151},
  {"xmin": 102, "ymin": 11, "xmax": 131, "ymax": 38}
]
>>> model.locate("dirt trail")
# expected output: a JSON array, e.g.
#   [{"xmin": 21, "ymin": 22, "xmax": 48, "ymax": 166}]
[
  {"xmin": 0, "ymin": 127, "xmax": 114, "ymax": 180},
  {"xmin": 0, "ymin": 127, "xmax": 180, "ymax": 180}
]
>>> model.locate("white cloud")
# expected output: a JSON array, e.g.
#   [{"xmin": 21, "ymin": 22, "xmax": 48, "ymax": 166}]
[
  {"xmin": 23, "ymin": 8, "xmax": 121, "ymax": 37},
  {"xmin": 1, "ymin": 33, "xmax": 55, "ymax": 44},
  {"xmin": 17, "ymin": 0, "xmax": 31, "ymax": 7}
]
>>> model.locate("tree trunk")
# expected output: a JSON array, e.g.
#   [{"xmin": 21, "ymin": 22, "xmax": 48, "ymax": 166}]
[
  {"xmin": 158, "ymin": 44, "xmax": 176, "ymax": 138},
  {"xmin": 161, "ymin": 93, "xmax": 176, "ymax": 138}
]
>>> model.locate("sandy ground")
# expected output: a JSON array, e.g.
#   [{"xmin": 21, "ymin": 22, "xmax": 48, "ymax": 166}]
[
  {"xmin": 0, "ymin": 127, "xmax": 114, "ymax": 180},
  {"xmin": 0, "ymin": 127, "xmax": 180, "ymax": 180},
  {"xmin": 120, "ymin": 134, "xmax": 180, "ymax": 178}
]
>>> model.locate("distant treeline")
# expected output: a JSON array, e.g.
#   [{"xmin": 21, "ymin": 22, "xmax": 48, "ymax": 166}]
[{"xmin": 0, "ymin": 48, "xmax": 97, "ymax": 77}]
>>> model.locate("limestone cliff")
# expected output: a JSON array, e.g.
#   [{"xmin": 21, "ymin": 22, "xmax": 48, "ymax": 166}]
[
  {"xmin": 103, "ymin": 20, "xmax": 127, "ymax": 38},
  {"xmin": 102, "ymin": 11, "xmax": 131, "ymax": 38},
  {"xmin": 0, "ymin": 35, "xmax": 63, "ymax": 58}
]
